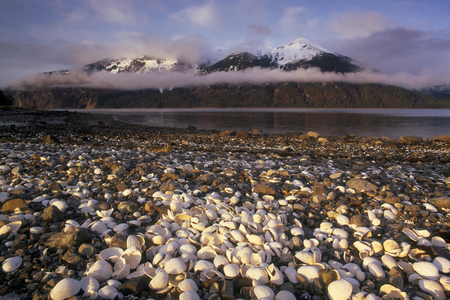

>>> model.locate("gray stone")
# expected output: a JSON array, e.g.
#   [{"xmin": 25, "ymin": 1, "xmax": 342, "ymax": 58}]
[
  {"xmin": 221, "ymin": 280, "xmax": 234, "ymax": 300},
  {"xmin": 41, "ymin": 205, "xmax": 64, "ymax": 222},
  {"xmin": 160, "ymin": 179, "xmax": 183, "ymax": 192}
]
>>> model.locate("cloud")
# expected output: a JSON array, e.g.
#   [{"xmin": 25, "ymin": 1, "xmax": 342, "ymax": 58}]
[
  {"xmin": 247, "ymin": 24, "xmax": 271, "ymax": 37},
  {"xmin": 87, "ymin": 0, "xmax": 137, "ymax": 25},
  {"xmin": 5, "ymin": 66, "xmax": 450, "ymax": 92},
  {"xmin": 169, "ymin": 1, "xmax": 216, "ymax": 27},
  {"xmin": 325, "ymin": 27, "xmax": 450, "ymax": 75},
  {"xmin": 330, "ymin": 10, "xmax": 391, "ymax": 39},
  {"xmin": 279, "ymin": 6, "xmax": 306, "ymax": 30}
]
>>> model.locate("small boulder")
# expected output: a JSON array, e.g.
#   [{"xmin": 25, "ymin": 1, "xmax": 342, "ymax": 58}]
[
  {"xmin": 347, "ymin": 178, "xmax": 378, "ymax": 193},
  {"xmin": 1, "ymin": 198, "xmax": 28, "ymax": 213}
]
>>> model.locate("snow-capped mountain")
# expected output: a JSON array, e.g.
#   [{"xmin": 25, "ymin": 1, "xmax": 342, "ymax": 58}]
[
  {"xmin": 420, "ymin": 84, "xmax": 450, "ymax": 99},
  {"xmin": 259, "ymin": 38, "xmax": 334, "ymax": 67},
  {"xmin": 41, "ymin": 38, "xmax": 362, "ymax": 76},
  {"xmin": 83, "ymin": 56, "xmax": 194, "ymax": 74},
  {"xmin": 204, "ymin": 38, "xmax": 361, "ymax": 73}
]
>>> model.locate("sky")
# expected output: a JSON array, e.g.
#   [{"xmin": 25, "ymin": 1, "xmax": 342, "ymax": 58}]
[{"xmin": 1, "ymin": 0, "xmax": 450, "ymax": 89}]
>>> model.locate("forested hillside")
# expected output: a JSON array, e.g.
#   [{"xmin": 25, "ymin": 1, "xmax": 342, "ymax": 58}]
[{"xmin": 8, "ymin": 82, "xmax": 450, "ymax": 109}]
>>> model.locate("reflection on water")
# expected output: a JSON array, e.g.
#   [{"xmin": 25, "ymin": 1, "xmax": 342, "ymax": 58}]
[{"xmin": 73, "ymin": 108, "xmax": 450, "ymax": 138}]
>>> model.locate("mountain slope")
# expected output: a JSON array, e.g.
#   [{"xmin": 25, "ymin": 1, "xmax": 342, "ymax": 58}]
[
  {"xmin": 8, "ymin": 83, "xmax": 449, "ymax": 109},
  {"xmin": 83, "ymin": 56, "xmax": 194, "ymax": 74},
  {"xmin": 204, "ymin": 38, "xmax": 361, "ymax": 74}
]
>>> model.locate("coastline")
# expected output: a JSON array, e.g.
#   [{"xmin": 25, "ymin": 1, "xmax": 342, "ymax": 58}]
[{"xmin": 0, "ymin": 109, "xmax": 449, "ymax": 299}]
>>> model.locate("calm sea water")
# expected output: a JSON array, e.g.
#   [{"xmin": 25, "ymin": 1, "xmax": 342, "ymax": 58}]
[{"xmin": 70, "ymin": 108, "xmax": 450, "ymax": 138}]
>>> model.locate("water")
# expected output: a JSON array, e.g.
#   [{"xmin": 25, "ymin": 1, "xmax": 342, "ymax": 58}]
[{"xmin": 69, "ymin": 108, "xmax": 450, "ymax": 138}]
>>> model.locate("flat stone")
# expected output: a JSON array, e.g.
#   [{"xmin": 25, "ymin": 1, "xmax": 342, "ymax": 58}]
[
  {"xmin": 253, "ymin": 182, "xmax": 277, "ymax": 195},
  {"xmin": 160, "ymin": 179, "xmax": 183, "ymax": 192},
  {"xmin": 1, "ymin": 198, "xmax": 28, "ymax": 213},
  {"xmin": 433, "ymin": 135, "xmax": 450, "ymax": 143},
  {"xmin": 429, "ymin": 196, "xmax": 450, "ymax": 209},
  {"xmin": 46, "ymin": 226, "xmax": 91, "ymax": 248},
  {"xmin": 400, "ymin": 136, "xmax": 423, "ymax": 144},
  {"xmin": 384, "ymin": 196, "xmax": 401, "ymax": 204},
  {"xmin": 347, "ymin": 178, "xmax": 378, "ymax": 193},
  {"xmin": 62, "ymin": 251, "xmax": 84, "ymax": 266},
  {"xmin": 236, "ymin": 131, "xmax": 249, "ymax": 139}
]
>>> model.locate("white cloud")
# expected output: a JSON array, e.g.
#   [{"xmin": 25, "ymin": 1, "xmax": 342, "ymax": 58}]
[
  {"xmin": 279, "ymin": 6, "xmax": 306, "ymax": 29},
  {"xmin": 169, "ymin": 1, "xmax": 216, "ymax": 27},
  {"xmin": 88, "ymin": 0, "xmax": 137, "ymax": 25},
  {"xmin": 330, "ymin": 11, "xmax": 391, "ymax": 39}
]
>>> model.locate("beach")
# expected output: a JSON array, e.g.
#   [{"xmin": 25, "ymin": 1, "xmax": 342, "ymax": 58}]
[{"xmin": 0, "ymin": 109, "xmax": 449, "ymax": 300}]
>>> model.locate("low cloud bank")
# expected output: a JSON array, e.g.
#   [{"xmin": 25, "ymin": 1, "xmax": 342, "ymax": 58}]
[{"xmin": 4, "ymin": 67, "xmax": 450, "ymax": 92}]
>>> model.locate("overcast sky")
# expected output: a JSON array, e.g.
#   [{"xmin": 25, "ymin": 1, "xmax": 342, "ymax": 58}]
[{"xmin": 1, "ymin": 0, "xmax": 449, "ymax": 88}]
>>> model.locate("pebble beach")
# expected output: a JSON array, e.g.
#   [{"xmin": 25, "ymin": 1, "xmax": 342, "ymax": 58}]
[{"xmin": 0, "ymin": 109, "xmax": 450, "ymax": 300}]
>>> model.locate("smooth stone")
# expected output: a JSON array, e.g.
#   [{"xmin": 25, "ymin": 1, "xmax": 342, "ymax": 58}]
[
  {"xmin": 429, "ymin": 196, "xmax": 450, "ymax": 209},
  {"xmin": 347, "ymin": 178, "xmax": 378, "ymax": 193},
  {"xmin": 253, "ymin": 182, "xmax": 277, "ymax": 195},
  {"xmin": 118, "ymin": 201, "xmax": 139, "ymax": 213},
  {"xmin": 1, "ymin": 198, "xmax": 28, "ymax": 213},
  {"xmin": 350, "ymin": 214, "xmax": 369, "ymax": 227}
]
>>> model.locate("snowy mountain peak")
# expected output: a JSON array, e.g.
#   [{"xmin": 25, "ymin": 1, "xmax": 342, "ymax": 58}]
[{"xmin": 270, "ymin": 38, "xmax": 333, "ymax": 66}]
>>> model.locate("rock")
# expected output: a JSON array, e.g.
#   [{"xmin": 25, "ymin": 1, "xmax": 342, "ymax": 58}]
[
  {"xmin": 433, "ymin": 135, "xmax": 450, "ymax": 143},
  {"xmin": 42, "ymin": 134, "xmax": 59, "ymax": 143},
  {"xmin": 62, "ymin": 251, "xmax": 84, "ymax": 268},
  {"xmin": 253, "ymin": 182, "xmax": 277, "ymax": 195},
  {"xmin": 429, "ymin": 196, "xmax": 450, "ymax": 209},
  {"xmin": 78, "ymin": 243, "xmax": 96, "ymax": 257},
  {"xmin": 41, "ymin": 205, "xmax": 64, "ymax": 222},
  {"xmin": 1, "ymin": 198, "xmax": 28, "ymax": 213},
  {"xmin": 252, "ymin": 129, "xmax": 263, "ymax": 135},
  {"xmin": 112, "ymin": 166, "xmax": 127, "ymax": 176},
  {"xmin": 221, "ymin": 280, "xmax": 234, "ymax": 300},
  {"xmin": 313, "ymin": 183, "xmax": 327, "ymax": 196},
  {"xmin": 319, "ymin": 269, "xmax": 338, "ymax": 286},
  {"xmin": 46, "ymin": 226, "xmax": 91, "ymax": 248},
  {"xmin": 299, "ymin": 135, "xmax": 312, "ymax": 140},
  {"xmin": 118, "ymin": 201, "xmax": 139, "ymax": 213},
  {"xmin": 350, "ymin": 214, "xmax": 369, "ymax": 227},
  {"xmin": 307, "ymin": 131, "xmax": 320, "ymax": 138},
  {"xmin": 218, "ymin": 130, "xmax": 235, "ymax": 137},
  {"xmin": 160, "ymin": 180, "xmax": 183, "ymax": 192},
  {"xmin": 384, "ymin": 196, "xmax": 401, "ymax": 204},
  {"xmin": 236, "ymin": 131, "xmax": 249, "ymax": 139},
  {"xmin": 118, "ymin": 276, "xmax": 150, "ymax": 295},
  {"xmin": 347, "ymin": 178, "xmax": 378, "ymax": 193},
  {"xmin": 400, "ymin": 136, "xmax": 423, "ymax": 144},
  {"xmin": 318, "ymin": 137, "xmax": 328, "ymax": 143},
  {"xmin": 388, "ymin": 267, "xmax": 405, "ymax": 289}
]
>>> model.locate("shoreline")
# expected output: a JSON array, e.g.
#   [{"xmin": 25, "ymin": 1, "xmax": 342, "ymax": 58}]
[{"xmin": 0, "ymin": 109, "xmax": 450, "ymax": 300}]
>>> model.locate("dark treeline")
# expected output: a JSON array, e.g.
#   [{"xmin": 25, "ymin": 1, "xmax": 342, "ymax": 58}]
[{"xmin": 7, "ymin": 82, "xmax": 450, "ymax": 109}]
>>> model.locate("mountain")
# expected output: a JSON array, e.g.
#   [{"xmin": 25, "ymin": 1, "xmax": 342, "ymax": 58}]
[
  {"xmin": 8, "ymin": 83, "xmax": 450, "ymax": 109},
  {"xmin": 83, "ymin": 56, "xmax": 194, "ymax": 74},
  {"xmin": 204, "ymin": 38, "xmax": 361, "ymax": 73},
  {"xmin": 80, "ymin": 38, "xmax": 362, "ymax": 75},
  {"xmin": 420, "ymin": 85, "xmax": 450, "ymax": 99},
  {"xmin": 6, "ymin": 37, "xmax": 449, "ymax": 109}
]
